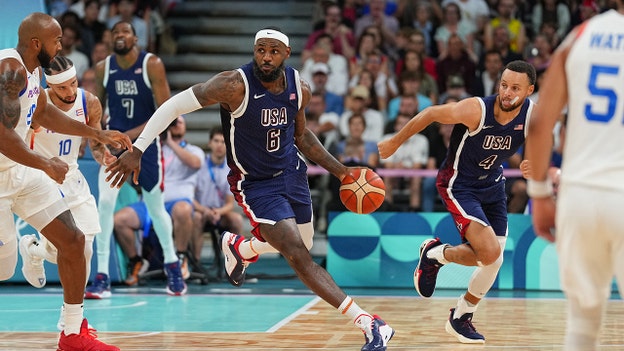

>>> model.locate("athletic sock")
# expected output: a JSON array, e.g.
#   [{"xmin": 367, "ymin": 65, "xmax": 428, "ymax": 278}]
[
  {"xmin": 339, "ymin": 296, "xmax": 373, "ymax": 330},
  {"xmin": 238, "ymin": 237, "xmax": 277, "ymax": 259},
  {"xmin": 453, "ymin": 294, "xmax": 477, "ymax": 319},
  {"xmin": 63, "ymin": 303, "xmax": 84, "ymax": 335},
  {"xmin": 427, "ymin": 244, "xmax": 450, "ymax": 264}
]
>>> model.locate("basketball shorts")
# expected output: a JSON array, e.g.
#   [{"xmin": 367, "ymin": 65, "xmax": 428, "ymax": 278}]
[
  {"xmin": 0, "ymin": 165, "xmax": 68, "ymax": 244},
  {"xmin": 438, "ymin": 180, "xmax": 508, "ymax": 241},
  {"xmin": 229, "ymin": 166, "xmax": 313, "ymax": 240},
  {"xmin": 556, "ymin": 183, "xmax": 624, "ymax": 308}
]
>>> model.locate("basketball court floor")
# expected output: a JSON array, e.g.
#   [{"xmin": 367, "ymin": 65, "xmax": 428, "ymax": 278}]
[{"xmin": 1, "ymin": 256, "xmax": 622, "ymax": 351}]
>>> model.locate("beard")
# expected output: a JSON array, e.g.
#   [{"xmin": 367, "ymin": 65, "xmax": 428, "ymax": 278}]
[
  {"xmin": 37, "ymin": 48, "xmax": 54, "ymax": 69},
  {"xmin": 498, "ymin": 97, "xmax": 522, "ymax": 112},
  {"xmin": 113, "ymin": 45, "xmax": 133, "ymax": 55},
  {"xmin": 252, "ymin": 60, "xmax": 284, "ymax": 82},
  {"xmin": 57, "ymin": 93, "xmax": 77, "ymax": 105}
]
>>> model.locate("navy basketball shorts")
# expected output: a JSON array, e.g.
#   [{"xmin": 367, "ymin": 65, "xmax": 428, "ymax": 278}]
[
  {"xmin": 229, "ymin": 167, "xmax": 313, "ymax": 240},
  {"xmin": 438, "ymin": 181, "xmax": 508, "ymax": 241}
]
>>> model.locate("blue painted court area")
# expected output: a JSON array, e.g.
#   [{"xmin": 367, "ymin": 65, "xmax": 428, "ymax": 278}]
[{"xmin": 0, "ymin": 292, "xmax": 316, "ymax": 333}]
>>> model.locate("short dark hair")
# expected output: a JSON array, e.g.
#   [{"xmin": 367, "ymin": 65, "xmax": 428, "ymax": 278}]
[
  {"xmin": 112, "ymin": 21, "xmax": 136, "ymax": 36},
  {"xmin": 348, "ymin": 114, "xmax": 366, "ymax": 128},
  {"xmin": 210, "ymin": 126, "xmax": 224, "ymax": 140},
  {"xmin": 505, "ymin": 60, "xmax": 536, "ymax": 85}
]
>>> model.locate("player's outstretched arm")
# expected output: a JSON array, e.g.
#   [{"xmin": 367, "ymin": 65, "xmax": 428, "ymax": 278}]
[
  {"xmin": 34, "ymin": 92, "xmax": 132, "ymax": 150},
  {"xmin": 378, "ymin": 97, "xmax": 481, "ymax": 159},
  {"xmin": 105, "ymin": 72, "xmax": 233, "ymax": 188}
]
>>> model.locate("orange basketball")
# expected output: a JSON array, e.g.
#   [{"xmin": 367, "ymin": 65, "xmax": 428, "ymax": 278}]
[{"xmin": 339, "ymin": 168, "xmax": 386, "ymax": 214}]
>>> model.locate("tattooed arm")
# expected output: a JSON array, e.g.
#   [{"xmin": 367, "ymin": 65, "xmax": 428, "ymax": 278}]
[{"xmin": 0, "ymin": 58, "xmax": 68, "ymax": 183}]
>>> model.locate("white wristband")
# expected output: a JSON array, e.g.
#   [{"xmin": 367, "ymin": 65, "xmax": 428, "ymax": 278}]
[
  {"xmin": 527, "ymin": 178, "xmax": 553, "ymax": 198},
  {"xmin": 134, "ymin": 87, "xmax": 203, "ymax": 152}
]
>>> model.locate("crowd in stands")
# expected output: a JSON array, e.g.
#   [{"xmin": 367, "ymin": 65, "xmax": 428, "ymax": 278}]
[{"xmin": 303, "ymin": 0, "xmax": 596, "ymax": 213}]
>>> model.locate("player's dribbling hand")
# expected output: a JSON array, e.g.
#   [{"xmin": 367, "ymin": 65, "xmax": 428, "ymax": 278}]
[
  {"xmin": 97, "ymin": 130, "xmax": 133, "ymax": 150},
  {"xmin": 45, "ymin": 157, "xmax": 69, "ymax": 184},
  {"xmin": 105, "ymin": 149, "xmax": 142, "ymax": 188},
  {"xmin": 531, "ymin": 196, "xmax": 557, "ymax": 242}
]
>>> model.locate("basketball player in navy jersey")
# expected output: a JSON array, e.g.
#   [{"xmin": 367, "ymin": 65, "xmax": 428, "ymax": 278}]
[
  {"xmin": 526, "ymin": 1, "xmax": 624, "ymax": 349},
  {"xmin": 87, "ymin": 20, "xmax": 186, "ymax": 297},
  {"xmin": 379, "ymin": 60, "xmax": 536, "ymax": 344},
  {"xmin": 105, "ymin": 27, "xmax": 394, "ymax": 351}
]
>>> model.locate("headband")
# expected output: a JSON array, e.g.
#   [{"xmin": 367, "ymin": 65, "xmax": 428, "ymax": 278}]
[
  {"xmin": 254, "ymin": 29, "xmax": 289, "ymax": 47},
  {"xmin": 45, "ymin": 66, "xmax": 77, "ymax": 85}
]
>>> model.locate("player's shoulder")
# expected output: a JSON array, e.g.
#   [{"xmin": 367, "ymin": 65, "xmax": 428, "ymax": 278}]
[
  {"xmin": 84, "ymin": 89, "xmax": 101, "ymax": 104},
  {"xmin": 298, "ymin": 76, "xmax": 312, "ymax": 95},
  {"xmin": 145, "ymin": 51, "xmax": 163, "ymax": 64},
  {"xmin": 144, "ymin": 52, "xmax": 166, "ymax": 73},
  {"xmin": 212, "ymin": 69, "xmax": 245, "ymax": 87},
  {"xmin": 454, "ymin": 96, "xmax": 484, "ymax": 113},
  {"xmin": 0, "ymin": 51, "xmax": 27, "ymax": 75},
  {"xmin": 0, "ymin": 58, "xmax": 28, "ymax": 92}
]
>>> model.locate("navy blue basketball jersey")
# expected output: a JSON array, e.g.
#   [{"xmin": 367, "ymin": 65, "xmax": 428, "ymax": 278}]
[
  {"xmin": 438, "ymin": 95, "xmax": 534, "ymax": 188},
  {"xmin": 220, "ymin": 62, "xmax": 303, "ymax": 179},
  {"xmin": 103, "ymin": 51, "xmax": 157, "ymax": 132}
]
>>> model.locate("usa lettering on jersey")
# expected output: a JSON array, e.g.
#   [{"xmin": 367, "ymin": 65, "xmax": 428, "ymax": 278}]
[
  {"xmin": 261, "ymin": 107, "xmax": 288, "ymax": 126},
  {"xmin": 482, "ymin": 135, "xmax": 512, "ymax": 150},
  {"xmin": 115, "ymin": 80, "xmax": 139, "ymax": 95}
]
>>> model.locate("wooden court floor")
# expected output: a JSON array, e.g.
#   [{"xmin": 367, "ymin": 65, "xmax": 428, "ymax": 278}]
[{"xmin": 1, "ymin": 292, "xmax": 623, "ymax": 350}]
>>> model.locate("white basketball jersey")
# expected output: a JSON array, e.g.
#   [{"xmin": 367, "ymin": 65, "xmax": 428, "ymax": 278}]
[
  {"xmin": 563, "ymin": 10, "xmax": 624, "ymax": 191},
  {"xmin": 28, "ymin": 88, "xmax": 88, "ymax": 174},
  {"xmin": 0, "ymin": 49, "xmax": 41, "ymax": 171}
]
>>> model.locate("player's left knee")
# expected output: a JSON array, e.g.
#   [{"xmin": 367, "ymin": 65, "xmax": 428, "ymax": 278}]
[{"xmin": 478, "ymin": 238, "xmax": 506, "ymax": 267}]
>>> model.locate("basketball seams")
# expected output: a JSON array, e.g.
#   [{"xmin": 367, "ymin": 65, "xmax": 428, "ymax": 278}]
[{"xmin": 339, "ymin": 168, "xmax": 386, "ymax": 214}]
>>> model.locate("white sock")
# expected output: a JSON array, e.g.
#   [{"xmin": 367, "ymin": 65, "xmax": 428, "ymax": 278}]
[
  {"xmin": 453, "ymin": 294, "xmax": 477, "ymax": 319},
  {"xmin": 57, "ymin": 305, "xmax": 65, "ymax": 331},
  {"xmin": 63, "ymin": 303, "xmax": 84, "ymax": 335},
  {"xmin": 338, "ymin": 297, "xmax": 373, "ymax": 330},
  {"xmin": 427, "ymin": 244, "xmax": 450, "ymax": 264},
  {"xmin": 238, "ymin": 237, "xmax": 277, "ymax": 259}
]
